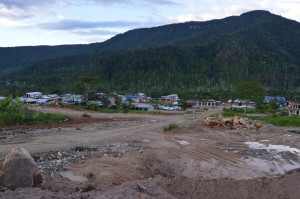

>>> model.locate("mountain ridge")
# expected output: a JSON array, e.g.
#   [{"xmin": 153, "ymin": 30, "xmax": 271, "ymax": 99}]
[{"xmin": 1, "ymin": 10, "xmax": 300, "ymax": 100}]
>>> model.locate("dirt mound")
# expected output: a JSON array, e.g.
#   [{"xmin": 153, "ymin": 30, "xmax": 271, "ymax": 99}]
[
  {"xmin": 155, "ymin": 168, "xmax": 300, "ymax": 199},
  {"xmin": 1, "ymin": 168, "xmax": 300, "ymax": 199},
  {"xmin": 205, "ymin": 115, "xmax": 262, "ymax": 130}
]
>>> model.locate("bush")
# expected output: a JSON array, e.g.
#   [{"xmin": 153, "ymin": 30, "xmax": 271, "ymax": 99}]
[
  {"xmin": 0, "ymin": 97, "xmax": 71, "ymax": 126},
  {"xmin": 82, "ymin": 113, "xmax": 91, "ymax": 117},
  {"xmin": 163, "ymin": 123, "xmax": 181, "ymax": 132},
  {"xmin": 86, "ymin": 103, "xmax": 100, "ymax": 111}
]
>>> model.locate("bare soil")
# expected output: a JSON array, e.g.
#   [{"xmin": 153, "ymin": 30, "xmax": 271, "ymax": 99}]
[{"xmin": 1, "ymin": 105, "xmax": 300, "ymax": 198}]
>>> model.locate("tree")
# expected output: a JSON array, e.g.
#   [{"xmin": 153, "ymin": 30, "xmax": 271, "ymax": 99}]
[
  {"xmin": 79, "ymin": 76, "xmax": 100, "ymax": 100},
  {"xmin": 232, "ymin": 81, "xmax": 264, "ymax": 107}
]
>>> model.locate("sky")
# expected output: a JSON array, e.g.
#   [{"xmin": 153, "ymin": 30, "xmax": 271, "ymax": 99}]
[{"xmin": 1, "ymin": 0, "xmax": 300, "ymax": 47}]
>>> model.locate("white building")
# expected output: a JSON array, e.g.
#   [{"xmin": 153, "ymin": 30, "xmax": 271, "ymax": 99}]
[{"xmin": 25, "ymin": 92, "xmax": 42, "ymax": 99}]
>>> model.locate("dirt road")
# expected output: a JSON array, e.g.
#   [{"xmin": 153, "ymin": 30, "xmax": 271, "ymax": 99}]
[
  {"xmin": 0, "ymin": 105, "xmax": 220, "ymax": 156},
  {"xmin": 1, "ymin": 105, "xmax": 300, "ymax": 198}
]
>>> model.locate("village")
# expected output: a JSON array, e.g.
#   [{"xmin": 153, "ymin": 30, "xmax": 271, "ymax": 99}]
[
  {"xmin": 1, "ymin": 87, "xmax": 300, "ymax": 198},
  {"xmin": 1, "ymin": 91, "xmax": 299, "ymax": 115}
]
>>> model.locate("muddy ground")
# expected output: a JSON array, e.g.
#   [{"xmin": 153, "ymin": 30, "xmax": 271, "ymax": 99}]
[{"xmin": 1, "ymin": 105, "xmax": 300, "ymax": 198}]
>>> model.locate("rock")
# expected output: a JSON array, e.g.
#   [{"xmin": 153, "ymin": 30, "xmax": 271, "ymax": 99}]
[
  {"xmin": 0, "ymin": 147, "xmax": 42, "ymax": 190},
  {"xmin": 136, "ymin": 184, "xmax": 148, "ymax": 193}
]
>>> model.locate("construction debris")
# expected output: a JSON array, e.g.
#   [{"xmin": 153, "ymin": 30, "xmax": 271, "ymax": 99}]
[{"xmin": 205, "ymin": 114, "xmax": 262, "ymax": 130}]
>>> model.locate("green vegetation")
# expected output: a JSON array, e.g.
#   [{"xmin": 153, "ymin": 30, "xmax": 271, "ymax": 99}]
[
  {"xmin": 222, "ymin": 107, "xmax": 299, "ymax": 127},
  {"xmin": 2, "ymin": 11, "xmax": 300, "ymax": 99},
  {"xmin": 222, "ymin": 108, "xmax": 276, "ymax": 117},
  {"xmin": 232, "ymin": 81, "xmax": 264, "ymax": 105},
  {"xmin": 248, "ymin": 115, "xmax": 300, "ymax": 127},
  {"xmin": 163, "ymin": 123, "xmax": 181, "ymax": 132},
  {"xmin": 0, "ymin": 96, "xmax": 70, "ymax": 127}
]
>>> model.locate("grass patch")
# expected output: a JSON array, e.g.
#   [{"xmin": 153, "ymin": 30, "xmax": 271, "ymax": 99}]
[
  {"xmin": 29, "ymin": 112, "xmax": 71, "ymax": 124},
  {"xmin": 222, "ymin": 108, "xmax": 278, "ymax": 117},
  {"xmin": 163, "ymin": 123, "xmax": 181, "ymax": 132},
  {"xmin": 248, "ymin": 115, "xmax": 300, "ymax": 127}
]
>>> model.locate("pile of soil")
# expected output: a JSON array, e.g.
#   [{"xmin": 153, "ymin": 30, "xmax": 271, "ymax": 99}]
[{"xmin": 205, "ymin": 115, "xmax": 262, "ymax": 130}]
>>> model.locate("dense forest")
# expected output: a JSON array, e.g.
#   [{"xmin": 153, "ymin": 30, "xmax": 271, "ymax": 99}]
[{"xmin": 1, "ymin": 10, "xmax": 300, "ymax": 100}]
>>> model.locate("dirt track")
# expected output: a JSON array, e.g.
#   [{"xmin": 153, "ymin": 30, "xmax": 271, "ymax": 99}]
[{"xmin": 1, "ymin": 105, "xmax": 300, "ymax": 198}]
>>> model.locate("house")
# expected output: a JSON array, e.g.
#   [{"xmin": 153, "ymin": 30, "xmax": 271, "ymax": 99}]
[
  {"xmin": 62, "ymin": 95, "xmax": 83, "ymax": 104},
  {"xmin": 166, "ymin": 94, "xmax": 179, "ymax": 102},
  {"xmin": 160, "ymin": 94, "xmax": 179, "ymax": 102},
  {"xmin": 134, "ymin": 103, "xmax": 154, "ymax": 112},
  {"xmin": 107, "ymin": 95, "xmax": 116, "ymax": 105},
  {"xmin": 265, "ymin": 96, "xmax": 286, "ymax": 105},
  {"xmin": 228, "ymin": 99, "xmax": 255, "ymax": 109},
  {"xmin": 36, "ymin": 99, "xmax": 50, "ymax": 105},
  {"xmin": 284, "ymin": 102, "xmax": 300, "ymax": 115},
  {"xmin": 42, "ymin": 94, "xmax": 59, "ymax": 100},
  {"xmin": 200, "ymin": 99, "xmax": 216, "ymax": 106},
  {"xmin": 25, "ymin": 92, "xmax": 42, "ymax": 99},
  {"xmin": 19, "ymin": 97, "xmax": 37, "ymax": 104},
  {"xmin": 187, "ymin": 99, "xmax": 216, "ymax": 108}
]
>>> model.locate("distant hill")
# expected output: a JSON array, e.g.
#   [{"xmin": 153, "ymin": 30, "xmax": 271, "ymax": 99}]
[{"xmin": 1, "ymin": 10, "xmax": 300, "ymax": 99}]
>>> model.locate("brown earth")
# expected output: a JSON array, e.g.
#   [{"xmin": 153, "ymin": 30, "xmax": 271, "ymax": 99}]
[{"xmin": 1, "ymin": 105, "xmax": 300, "ymax": 198}]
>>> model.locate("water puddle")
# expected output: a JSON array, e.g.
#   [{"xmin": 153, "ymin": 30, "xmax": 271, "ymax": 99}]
[
  {"xmin": 59, "ymin": 171, "xmax": 88, "ymax": 182},
  {"xmin": 176, "ymin": 140, "xmax": 190, "ymax": 145},
  {"xmin": 244, "ymin": 142, "xmax": 300, "ymax": 174},
  {"xmin": 245, "ymin": 142, "xmax": 300, "ymax": 154}
]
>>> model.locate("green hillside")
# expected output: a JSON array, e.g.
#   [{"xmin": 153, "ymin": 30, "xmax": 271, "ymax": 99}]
[{"xmin": 1, "ymin": 10, "xmax": 300, "ymax": 99}]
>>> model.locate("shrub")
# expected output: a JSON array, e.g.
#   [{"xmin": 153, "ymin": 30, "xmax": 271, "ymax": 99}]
[
  {"xmin": 0, "ymin": 97, "xmax": 71, "ymax": 126},
  {"xmin": 164, "ymin": 123, "xmax": 181, "ymax": 132},
  {"xmin": 82, "ymin": 113, "xmax": 91, "ymax": 117},
  {"xmin": 86, "ymin": 103, "xmax": 100, "ymax": 111}
]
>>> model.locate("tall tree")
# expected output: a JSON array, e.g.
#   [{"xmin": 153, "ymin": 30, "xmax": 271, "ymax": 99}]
[
  {"xmin": 79, "ymin": 76, "xmax": 100, "ymax": 100},
  {"xmin": 232, "ymin": 81, "xmax": 265, "ymax": 106}
]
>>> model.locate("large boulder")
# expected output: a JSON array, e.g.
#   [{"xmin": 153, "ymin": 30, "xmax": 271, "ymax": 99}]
[{"xmin": 0, "ymin": 147, "xmax": 42, "ymax": 190}]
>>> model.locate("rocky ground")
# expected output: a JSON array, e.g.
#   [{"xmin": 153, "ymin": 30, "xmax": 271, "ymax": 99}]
[{"xmin": 1, "ymin": 105, "xmax": 300, "ymax": 198}]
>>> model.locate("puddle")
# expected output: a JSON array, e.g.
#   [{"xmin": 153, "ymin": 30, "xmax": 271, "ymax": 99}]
[
  {"xmin": 244, "ymin": 142, "xmax": 300, "ymax": 174},
  {"xmin": 245, "ymin": 142, "xmax": 300, "ymax": 154},
  {"xmin": 245, "ymin": 157, "xmax": 300, "ymax": 174},
  {"xmin": 59, "ymin": 171, "xmax": 88, "ymax": 182},
  {"xmin": 176, "ymin": 140, "xmax": 190, "ymax": 145}
]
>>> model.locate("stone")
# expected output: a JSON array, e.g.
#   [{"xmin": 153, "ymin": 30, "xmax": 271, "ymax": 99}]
[{"xmin": 0, "ymin": 147, "xmax": 42, "ymax": 190}]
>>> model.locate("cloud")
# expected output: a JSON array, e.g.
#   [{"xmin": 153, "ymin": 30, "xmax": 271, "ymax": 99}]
[
  {"xmin": 0, "ymin": 0, "xmax": 177, "ymax": 9},
  {"xmin": 168, "ymin": 0, "xmax": 300, "ymax": 23},
  {"xmin": 71, "ymin": 29, "xmax": 119, "ymax": 36},
  {"xmin": 36, "ymin": 19, "xmax": 157, "ymax": 30}
]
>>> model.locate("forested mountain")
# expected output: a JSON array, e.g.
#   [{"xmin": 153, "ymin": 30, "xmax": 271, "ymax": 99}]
[
  {"xmin": 0, "ymin": 10, "xmax": 276, "ymax": 72},
  {"xmin": 1, "ymin": 10, "xmax": 300, "ymax": 99}
]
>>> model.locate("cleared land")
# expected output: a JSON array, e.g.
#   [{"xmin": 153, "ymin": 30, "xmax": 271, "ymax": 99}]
[{"xmin": 1, "ymin": 105, "xmax": 300, "ymax": 198}]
